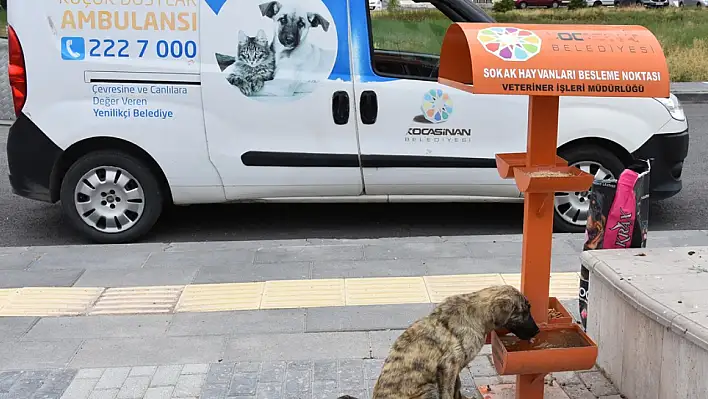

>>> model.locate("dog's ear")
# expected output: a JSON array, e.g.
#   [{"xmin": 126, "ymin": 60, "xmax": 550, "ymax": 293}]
[
  {"xmin": 491, "ymin": 297, "xmax": 515, "ymax": 327},
  {"xmin": 307, "ymin": 12, "xmax": 330, "ymax": 32},
  {"xmin": 259, "ymin": 1, "xmax": 282, "ymax": 18}
]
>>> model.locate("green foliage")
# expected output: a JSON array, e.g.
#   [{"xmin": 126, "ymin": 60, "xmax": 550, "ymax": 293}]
[
  {"xmin": 568, "ymin": 0, "xmax": 588, "ymax": 10},
  {"xmin": 493, "ymin": 0, "xmax": 516, "ymax": 13},
  {"xmin": 387, "ymin": 0, "xmax": 400, "ymax": 11}
]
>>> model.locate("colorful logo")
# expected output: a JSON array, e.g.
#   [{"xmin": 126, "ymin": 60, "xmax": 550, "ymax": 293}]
[
  {"xmin": 60, "ymin": 36, "xmax": 85, "ymax": 61},
  {"xmin": 420, "ymin": 89, "xmax": 453, "ymax": 124},
  {"xmin": 477, "ymin": 27, "xmax": 541, "ymax": 62}
]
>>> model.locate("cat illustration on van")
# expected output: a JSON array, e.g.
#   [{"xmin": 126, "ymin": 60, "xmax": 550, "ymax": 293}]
[
  {"xmin": 214, "ymin": 0, "xmax": 337, "ymax": 99},
  {"xmin": 225, "ymin": 29, "xmax": 276, "ymax": 96}
]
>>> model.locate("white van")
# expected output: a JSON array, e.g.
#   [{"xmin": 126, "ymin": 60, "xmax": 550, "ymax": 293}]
[{"xmin": 6, "ymin": 0, "xmax": 689, "ymax": 243}]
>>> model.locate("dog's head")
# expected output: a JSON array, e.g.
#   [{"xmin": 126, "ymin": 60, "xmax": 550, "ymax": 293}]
[
  {"xmin": 259, "ymin": 1, "xmax": 330, "ymax": 50},
  {"xmin": 489, "ymin": 286, "xmax": 540, "ymax": 341}
]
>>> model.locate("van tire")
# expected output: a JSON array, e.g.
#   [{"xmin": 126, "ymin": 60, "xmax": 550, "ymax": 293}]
[
  {"xmin": 60, "ymin": 150, "xmax": 163, "ymax": 244},
  {"xmin": 553, "ymin": 145, "xmax": 625, "ymax": 233}
]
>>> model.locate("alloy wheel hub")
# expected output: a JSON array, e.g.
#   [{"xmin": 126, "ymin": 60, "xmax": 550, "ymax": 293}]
[
  {"xmin": 554, "ymin": 161, "xmax": 614, "ymax": 227},
  {"xmin": 73, "ymin": 166, "xmax": 145, "ymax": 233}
]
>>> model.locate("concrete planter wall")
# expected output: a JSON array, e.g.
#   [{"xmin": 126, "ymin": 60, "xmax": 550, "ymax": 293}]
[{"xmin": 582, "ymin": 248, "xmax": 708, "ymax": 399}]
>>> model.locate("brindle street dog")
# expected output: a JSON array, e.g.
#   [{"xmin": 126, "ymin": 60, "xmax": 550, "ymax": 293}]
[{"xmin": 338, "ymin": 285, "xmax": 540, "ymax": 399}]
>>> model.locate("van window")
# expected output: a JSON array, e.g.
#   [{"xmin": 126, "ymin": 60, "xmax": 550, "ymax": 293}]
[{"xmin": 368, "ymin": 5, "xmax": 452, "ymax": 81}]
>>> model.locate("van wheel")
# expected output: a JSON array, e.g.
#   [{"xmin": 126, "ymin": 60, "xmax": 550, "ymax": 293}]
[
  {"xmin": 553, "ymin": 145, "xmax": 625, "ymax": 233},
  {"xmin": 518, "ymin": 1, "xmax": 528, "ymax": 7},
  {"xmin": 550, "ymin": 1, "xmax": 561, "ymax": 7},
  {"xmin": 594, "ymin": 1, "xmax": 603, "ymax": 5},
  {"xmin": 60, "ymin": 150, "xmax": 163, "ymax": 244}
]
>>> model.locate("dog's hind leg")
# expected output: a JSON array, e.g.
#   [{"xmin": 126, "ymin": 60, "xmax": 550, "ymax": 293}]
[
  {"xmin": 436, "ymin": 362, "xmax": 462, "ymax": 399},
  {"xmin": 453, "ymin": 375, "xmax": 470, "ymax": 399}
]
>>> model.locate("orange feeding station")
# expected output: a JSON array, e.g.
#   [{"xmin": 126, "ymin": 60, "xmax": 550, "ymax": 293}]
[{"xmin": 437, "ymin": 23, "xmax": 669, "ymax": 398}]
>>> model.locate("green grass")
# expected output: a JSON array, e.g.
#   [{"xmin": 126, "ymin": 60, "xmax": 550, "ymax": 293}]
[
  {"xmin": 371, "ymin": 7, "xmax": 708, "ymax": 82},
  {"xmin": 0, "ymin": 10, "xmax": 6, "ymax": 38}
]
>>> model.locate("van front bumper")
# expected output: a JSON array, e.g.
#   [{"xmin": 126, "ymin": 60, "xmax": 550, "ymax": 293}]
[
  {"xmin": 631, "ymin": 129, "xmax": 689, "ymax": 200},
  {"xmin": 6, "ymin": 113, "xmax": 63, "ymax": 203}
]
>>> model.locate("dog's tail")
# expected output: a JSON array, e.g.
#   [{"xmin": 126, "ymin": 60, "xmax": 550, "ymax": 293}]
[{"xmin": 337, "ymin": 396, "xmax": 359, "ymax": 399}]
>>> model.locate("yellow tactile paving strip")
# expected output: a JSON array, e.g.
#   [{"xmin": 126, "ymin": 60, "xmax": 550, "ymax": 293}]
[
  {"xmin": 89, "ymin": 286, "xmax": 184, "ymax": 315},
  {"xmin": 0, "ymin": 287, "xmax": 103, "ymax": 317},
  {"xmin": 0, "ymin": 272, "xmax": 580, "ymax": 317},
  {"xmin": 176, "ymin": 282, "xmax": 264, "ymax": 313}
]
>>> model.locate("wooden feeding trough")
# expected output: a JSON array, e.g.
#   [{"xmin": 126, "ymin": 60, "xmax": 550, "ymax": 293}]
[{"xmin": 438, "ymin": 23, "xmax": 669, "ymax": 398}]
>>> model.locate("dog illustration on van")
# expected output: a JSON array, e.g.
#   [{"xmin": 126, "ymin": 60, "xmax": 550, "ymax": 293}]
[{"xmin": 215, "ymin": 0, "xmax": 337, "ymax": 99}]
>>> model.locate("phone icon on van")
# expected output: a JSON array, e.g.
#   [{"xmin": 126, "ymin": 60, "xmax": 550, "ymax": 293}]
[{"xmin": 61, "ymin": 37, "xmax": 86, "ymax": 60}]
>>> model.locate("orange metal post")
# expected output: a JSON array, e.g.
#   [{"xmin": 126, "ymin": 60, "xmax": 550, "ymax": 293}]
[{"xmin": 515, "ymin": 95, "xmax": 560, "ymax": 399}]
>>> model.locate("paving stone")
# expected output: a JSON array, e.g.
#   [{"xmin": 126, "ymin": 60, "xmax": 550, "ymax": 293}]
[
  {"xmin": 0, "ymin": 340, "xmax": 82, "ymax": 370},
  {"xmin": 284, "ymin": 363, "xmax": 311, "ymax": 393},
  {"xmin": 0, "ymin": 317, "xmax": 37, "ymax": 340},
  {"xmin": 69, "ymin": 337, "xmax": 224, "ymax": 368},
  {"xmin": 87, "ymin": 388, "xmax": 120, "ymax": 399},
  {"xmin": 116, "ymin": 376, "xmax": 151, "ymax": 399},
  {"xmin": 179, "ymin": 364, "xmax": 208, "ymax": 375},
  {"xmin": 168, "ymin": 309, "xmax": 305, "ymax": 337},
  {"xmin": 75, "ymin": 369, "xmax": 105, "ymax": 380},
  {"xmin": 172, "ymin": 374, "xmax": 205, "ymax": 398},
  {"xmin": 193, "ymin": 261, "xmax": 311, "ymax": 284},
  {"xmin": 468, "ymin": 356, "xmax": 497, "ymax": 377},
  {"xmin": 0, "ymin": 371, "xmax": 21, "ymax": 392},
  {"xmin": 338, "ymin": 360, "xmax": 365, "ymax": 391},
  {"xmin": 256, "ymin": 381, "xmax": 282, "ymax": 399},
  {"xmin": 552, "ymin": 371, "xmax": 584, "ymax": 386},
  {"xmin": 224, "ymin": 332, "xmax": 369, "ymax": 361},
  {"xmin": 150, "ymin": 366, "xmax": 183, "ymax": 387},
  {"xmin": 10, "ymin": 370, "xmax": 52, "ymax": 396},
  {"xmin": 0, "ymin": 270, "xmax": 84, "ymax": 288},
  {"xmin": 34, "ymin": 369, "xmax": 77, "ymax": 396},
  {"xmin": 255, "ymin": 245, "xmax": 363, "ymax": 263},
  {"xmin": 260, "ymin": 362, "xmax": 287, "ymax": 383},
  {"xmin": 198, "ymin": 383, "xmax": 228, "ymax": 399},
  {"xmin": 562, "ymin": 383, "xmax": 598, "ymax": 399},
  {"xmin": 73, "ymin": 267, "xmax": 199, "ymax": 288},
  {"xmin": 364, "ymin": 242, "xmax": 471, "ymax": 260},
  {"xmin": 204, "ymin": 363, "xmax": 234, "ymax": 386},
  {"xmin": 128, "ymin": 367, "xmax": 157, "ymax": 378},
  {"xmin": 142, "ymin": 386, "xmax": 173, "ymax": 399},
  {"xmin": 143, "ymin": 250, "xmax": 254, "ymax": 269},
  {"xmin": 305, "ymin": 304, "xmax": 433, "ymax": 333},
  {"xmin": 577, "ymin": 371, "xmax": 619, "ymax": 397},
  {"xmin": 25, "ymin": 316, "xmax": 172, "ymax": 340},
  {"xmin": 362, "ymin": 359, "xmax": 383, "ymax": 381},
  {"xmin": 60, "ymin": 378, "xmax": 99, "ymax": 399},
  {"xmin": 229, "ymin": 372, "xmax": 258, "ymax": 396},
  {"xmin": 311, "ymin": 259, "xmax": 427, "ymax": 279},
  {"xmin": 313, "ymin": 361, "xmax": 337, "ymax": 381},
  {"xmin": 233, "ymin": 362, "xmax": 261, "ymax": 373},
  {"xmin": 95, "ymin": 368, "xmax": 131, "ymax": 390}
]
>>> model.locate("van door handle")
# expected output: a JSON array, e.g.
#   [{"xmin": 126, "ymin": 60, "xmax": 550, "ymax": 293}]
[
  {"xmin": 332, "ymin": 91, "xmax": 350, "ymax": 125},
  {"xmin": 360, "ymin": 90, "xmax": 378, "ymax": 125}
]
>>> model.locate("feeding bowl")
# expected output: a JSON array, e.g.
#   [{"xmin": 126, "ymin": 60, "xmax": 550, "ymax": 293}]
[
  {"xmin": 547, "ymin": 297, "xmax": 573, "ymax": 325},
  {"xmin": 491, "ymin": 323, "xmax": 598, "ymax": 375},
  {"xmin": 495, "ymin": 152, "xmax": 568, "ymax": 179}
]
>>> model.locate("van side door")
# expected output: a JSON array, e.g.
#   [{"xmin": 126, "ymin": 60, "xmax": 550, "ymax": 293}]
[
  {"xmin": 200, "ymin": 0, "xmax": 363, "ymax": 199},
  {"xmin": 350, "ymin": 2, "xmax": 528, "ymax": 198}
]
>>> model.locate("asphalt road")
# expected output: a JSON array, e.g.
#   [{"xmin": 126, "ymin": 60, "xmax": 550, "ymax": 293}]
[{"xmin": 1, "ymin": 104, "xmax": 706, "ymax": 247}]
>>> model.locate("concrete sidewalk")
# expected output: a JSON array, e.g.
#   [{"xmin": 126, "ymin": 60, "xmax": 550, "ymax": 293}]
[{"xmin": 1, "ymin": 231, "xmax": 706, "ymax": 398}]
